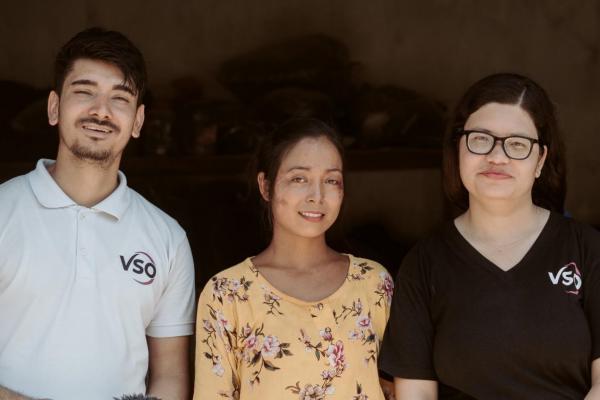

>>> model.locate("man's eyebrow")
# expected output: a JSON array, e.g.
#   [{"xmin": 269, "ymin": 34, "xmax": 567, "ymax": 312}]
[
  {"xmin": 113, "ymin": 84, "xmax": 135, "ymax": 96},
  {"xmin": 69, "ymin": 80, "xmax": 135, "ymax": 96},
  {"xmin": 71, "ymin": 79, "xmax": 96, "ymax": 87}
]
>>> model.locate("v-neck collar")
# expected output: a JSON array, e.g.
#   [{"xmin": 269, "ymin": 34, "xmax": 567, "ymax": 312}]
[{"xmin": 446, "ymin": 211, "xmax": 558, "ymax": 278}]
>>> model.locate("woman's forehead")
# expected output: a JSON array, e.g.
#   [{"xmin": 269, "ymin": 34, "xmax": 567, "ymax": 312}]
[
  {"xmin": 465, "ymin": 102, "xmax": 537, "ymax": 137},
  {"xmin": 279, "ymin": 136, "xmax": 343, "ymax": 170}
]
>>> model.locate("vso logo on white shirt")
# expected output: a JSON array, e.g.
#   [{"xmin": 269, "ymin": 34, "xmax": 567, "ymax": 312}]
[{"xmin": 120, "ymin": 251, "xmax": 157, "ymax": 285}]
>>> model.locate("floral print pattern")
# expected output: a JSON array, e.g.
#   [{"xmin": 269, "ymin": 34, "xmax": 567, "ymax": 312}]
[
  {"xmin": 194, "ymin": 256, "xmax": 392, "ymax": 400},
  {"xmin": 238, "ymin": 323, "xmax": 293, "ymax": 385},
  {"xmin": 375, "ymin": 272, "xmax": 394, "ymax": 307}
]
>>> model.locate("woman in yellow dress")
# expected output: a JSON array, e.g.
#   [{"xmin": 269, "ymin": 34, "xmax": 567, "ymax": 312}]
[{"xmin": 194, "ymin": 118, "xmax": 394, "ymax": 399}]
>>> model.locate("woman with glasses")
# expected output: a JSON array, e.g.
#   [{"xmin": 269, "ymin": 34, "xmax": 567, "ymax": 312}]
[{"xmin": 379, "ymin": 73, "xmax": 600, "ymax": 399}]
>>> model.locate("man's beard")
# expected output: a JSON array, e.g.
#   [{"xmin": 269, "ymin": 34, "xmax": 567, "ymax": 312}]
[
  {"xmin": 66, "ymin": 117, "xmax": 121, "ymax": 164},
  {"xmin": 68, "ymin": 139, "xmax": 114, "ymax": 165}
]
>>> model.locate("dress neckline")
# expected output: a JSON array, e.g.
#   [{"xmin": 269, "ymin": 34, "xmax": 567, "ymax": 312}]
[{"xmin": 244, "ymin": 254, "xmax": 353, "ymax": 306}]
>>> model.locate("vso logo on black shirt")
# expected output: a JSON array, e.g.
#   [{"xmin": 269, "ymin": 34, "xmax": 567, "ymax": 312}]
[
  {"xmin": 548, "ymin": 262, "xmax": 581, "ymax": 295},
  {"xmin": 120, "ymin": 251, "xmax": 157, "ymax": 285}
]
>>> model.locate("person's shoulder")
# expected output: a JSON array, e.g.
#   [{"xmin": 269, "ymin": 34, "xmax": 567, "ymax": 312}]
[
  {"xmin": 212, "ymin": 258, "xmax": 256, "ymax": 280},
  {"xmin": 347, "ymin": 255, "xmax": 392, "ymax": 282},
  {"xmin": 346, "ymin": 255, "xmax": 394, "ymax": 311},
  {"xmin": 552, "ymin": 212, "xmax": 600, "ymax": 245},
  {"xmin": 392, "ymin": 223, "xmax": 454, "ymax": 282},
  {"xmin": 0, "ymin": 173, "xmax": 29, "ymax": 198},
  {"xmin": 401, "ymin": 222, "xmax": 452, "ymax": 262},
  {"xmin": 199, "ymin": 258, "xmax": 257, "ymax": 300}
]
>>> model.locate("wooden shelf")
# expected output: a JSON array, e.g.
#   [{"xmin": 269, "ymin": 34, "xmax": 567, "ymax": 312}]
[{"xmin": 0, "ymin": 147, "xmax": 442, "ymax": 183}]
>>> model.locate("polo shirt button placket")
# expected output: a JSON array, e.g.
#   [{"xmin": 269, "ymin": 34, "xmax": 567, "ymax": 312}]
[{"xmin": 76, "ymin": 208, "xmax": 94, "ymax": 281}]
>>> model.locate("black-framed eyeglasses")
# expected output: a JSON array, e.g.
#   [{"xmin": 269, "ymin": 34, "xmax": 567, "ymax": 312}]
[{"xmin": 460, "ymin": 130, "xmax": 541, "ymax": 160}]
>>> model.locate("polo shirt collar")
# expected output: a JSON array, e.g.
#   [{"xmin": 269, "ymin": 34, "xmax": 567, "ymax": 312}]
[{"xmin": 28, "ymin": 159, "xmax": 131, "ymax": 220}]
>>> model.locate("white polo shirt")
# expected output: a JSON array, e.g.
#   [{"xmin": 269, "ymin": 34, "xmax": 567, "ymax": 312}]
[{"xmin": 0, "ymin": 159, "xmax": 195, "ymax": 400}]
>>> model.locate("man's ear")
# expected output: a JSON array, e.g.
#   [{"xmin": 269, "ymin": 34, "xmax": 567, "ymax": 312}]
[
  {"xmin": 132, "ymin": 104, "xmax": 145, "ymax": 139},
  {"xmin": 257, "ymin": 172, "xmax": 270, "ymax": 202},
  {"xmin": 47, "ymin": 91, "xmax": 60, "ymax": 126}
]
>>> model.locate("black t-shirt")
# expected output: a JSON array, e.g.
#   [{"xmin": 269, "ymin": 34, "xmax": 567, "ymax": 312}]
[{"xmin": 379, "ymin": 212, "xmax": 600, "ymax": 399}]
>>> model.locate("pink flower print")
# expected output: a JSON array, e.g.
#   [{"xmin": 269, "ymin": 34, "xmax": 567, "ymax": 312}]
[
  {"xmin": 262, "ymin": 285, "xmax": 281, "ymax": 302},
  {"xmin": 212, "ymin": 355, "xmax": 224, "ymax": 377},
  {"xmin": 326, "ymin": 340, "xmax": 346, "ymax": 372},
  {"xmin": 299, "ymin": 329, "xmax": 313, "ymax": 352},
  {"xmin": 355, "ymin": 299, "xmax": 363, "ymax": 315},
  {"xmin": 319, "ymin": 327, "xmax": 333, "ymax": 341},
  {"xmin": 379, "ymin": 272, "xmax": 394, "ymax": 305},
  {"xmin": 299, "ymin": 384, "xmax": 326, "ymax": 400},
  {"xmin": 242, "ymin": 324, "xmax": 252, "ymax": 337},
  {"xmin": 212, "ymin": 277, "xmax": 228, "ymax": 297},
  {"xmin": 230, "ymin": 279, "xmax": 241, "ymax": 291},
  {"xmin": 215, "ymin": 310, "xmax": 232, "ymax": 334},
  {"xmin": 202, "ymin": 319, "xmax": 213, "ymax": 332},
  {"xmin": 242, "ymin": 333, "xmax": 260, "ymax": 362},
  {"xmin": 321, "ymin": 369, "xmax": 336, "ymax": 379},
  {"xmin": 356, "ymin": 315, "xmax": 371, "ymax": 329},
  {"xmin": 348, "ymin": 330, "xmax": 362, "ymax": 340},
  {"xmin": 261, "ymin": 335, "xmax": 281, "ymax": 358},
  {"xmin": 244, "ymin": 334, "xmax": 259, "ymax": 349}
]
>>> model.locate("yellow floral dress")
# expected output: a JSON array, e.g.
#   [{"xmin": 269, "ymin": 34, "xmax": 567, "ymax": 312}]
[{"xmin": 193, "ymin": 255, "xmax": 393, "ymax": 400}]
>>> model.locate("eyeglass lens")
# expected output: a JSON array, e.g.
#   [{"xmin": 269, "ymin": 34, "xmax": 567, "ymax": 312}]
[{"xmin": 467, "ymin": 132, "xmax": 533, "ymax": 160}]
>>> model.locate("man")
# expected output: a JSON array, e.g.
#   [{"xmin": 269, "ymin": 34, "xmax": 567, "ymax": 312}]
[{"xmin": 0, "ymin": 28, "xmax": 195, "ymax": 400}]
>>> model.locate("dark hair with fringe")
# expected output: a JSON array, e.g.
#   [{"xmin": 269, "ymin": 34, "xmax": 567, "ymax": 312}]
[
  {"xmin": 251, "ymin": 117, "xmax": 345, "ymax": 233},
  {"xmin": 54, "ymin": 27, "xmax": 147, "ymax": 104},
  {"xmin": 443, "ymin": 72, "xmax": 566, "ymax": 213}
]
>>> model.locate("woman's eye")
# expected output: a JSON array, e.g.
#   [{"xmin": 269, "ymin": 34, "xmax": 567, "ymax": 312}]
[
  {"xmin": 291, "ymin": 176, "xmax": 306, "ymax": 183},
  {"xmin": 326, "ymin": 178, "xmax": 341, "ymax": 185},
  {"xmin": 509, "ymin": 141, "xmax": 527, "ymax": 149}
]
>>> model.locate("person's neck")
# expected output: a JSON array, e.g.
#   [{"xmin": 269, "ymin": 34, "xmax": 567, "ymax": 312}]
[
  {"xmin": 258, "ymin": 227, "xmax": 334, "ymax": 272},
  {"xmin": 459, "ymin": 196, "xmax": 547, "ymax": 244},
  {"xmin": 48, "ymin": 149, "xmax": 121, "ymax": 208}
]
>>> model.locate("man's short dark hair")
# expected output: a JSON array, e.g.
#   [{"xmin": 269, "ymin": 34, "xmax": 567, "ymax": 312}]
[{"xmin": 54, "ymin": 27, "xmax": 147, "ymax": 104}]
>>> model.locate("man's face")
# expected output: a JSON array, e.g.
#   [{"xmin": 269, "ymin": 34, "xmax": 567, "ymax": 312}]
[{"xmin": 47, "ymin": 58, "xmax": 144, "ymax": 166}]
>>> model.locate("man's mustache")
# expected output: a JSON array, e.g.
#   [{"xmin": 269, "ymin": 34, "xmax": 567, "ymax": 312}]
[{"xmin": 77, "ymin": 117, "xmax": 120, "ymax": 133}]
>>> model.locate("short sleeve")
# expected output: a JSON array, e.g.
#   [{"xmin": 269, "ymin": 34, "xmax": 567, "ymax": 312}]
[
  {"xmin": 581, "ymin": 225, "xmax": 600, "ymax": 360},
  {"xmin": 375, "ymin": 266, "xmax": 394, "ymax": 333},
  {"xmin": 146, "ymin": 235, "xmax": 196, "ymax": 337},
  {"xmin": 378, "ymin": 244, "xmax": 437, "ymax": 380},
  {"xmin": 193, "ymin": 276, "xmax": 240, "ymax": 399}
]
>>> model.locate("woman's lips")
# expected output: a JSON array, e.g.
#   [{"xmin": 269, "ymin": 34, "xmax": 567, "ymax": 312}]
[
  {"xmin": 480, "ymin": 170, "xmax": 512, "ymax": 179},
  {"xmin": 298, "ymin": 211, "xmax": 325, "ymax": 222}
]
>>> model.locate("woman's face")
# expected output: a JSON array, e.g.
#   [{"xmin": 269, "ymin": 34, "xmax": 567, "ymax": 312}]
[
  {"xmin": 261, "ymin": 135, "xmax": 344, "ymax": 239},
  {"xmin": 459, "ymin": 102, "xmax": 547, "ymax": 205}
]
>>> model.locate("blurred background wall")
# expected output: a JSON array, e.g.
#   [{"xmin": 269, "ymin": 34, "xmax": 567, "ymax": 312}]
[{"xmin": 1, "ymin": 1, "xmax": 599, "ymax": 275}]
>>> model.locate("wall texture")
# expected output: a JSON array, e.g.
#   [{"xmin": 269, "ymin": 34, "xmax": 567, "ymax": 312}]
[{"xmin": 2, "ymin": 0, "xmax": 600, "ymax": 229}]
